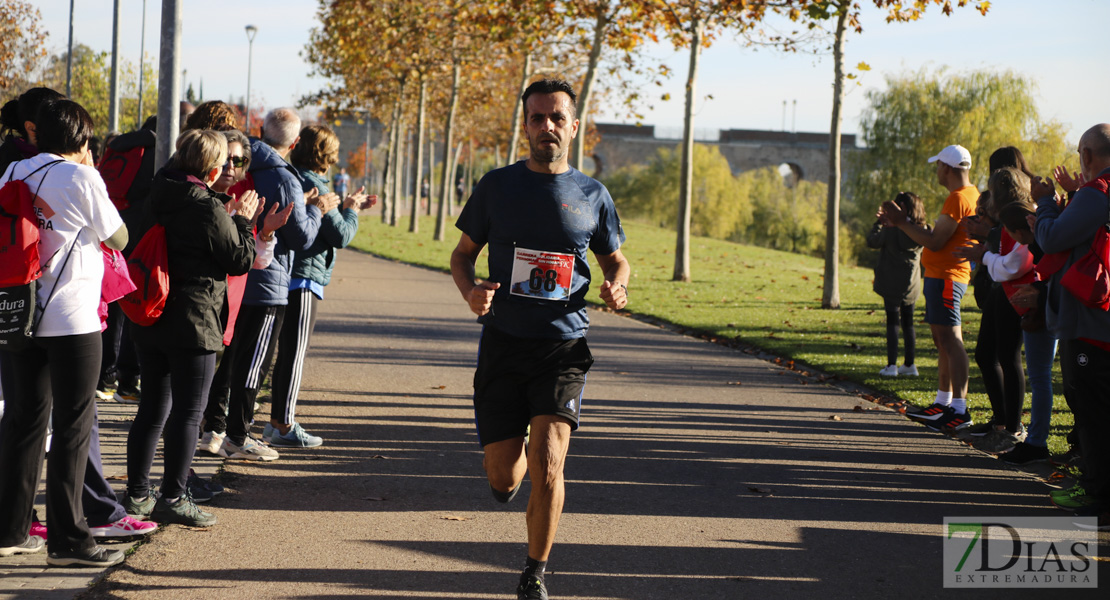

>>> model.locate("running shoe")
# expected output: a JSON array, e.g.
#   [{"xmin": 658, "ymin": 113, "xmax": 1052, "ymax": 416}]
[
  {"xmin": 262, "ymin": 422, "xmax": 275, "ymax": 443},
  {"xmin": 29, "ymin": 521, "xmax": 47, "ymax": 539},
  {"xmin": 1051, "ymin": 486, "xmax": 1097, "ymax": 511},
  {"xmin": 954, "ymin": 420, "xmax": 996, "ymax": 440},
  {"xmin": 1000, "ymin": 442, "xmax": 1050, "ymax": 465},
  {"xmin": 187, "ymin": 469, "xmax": 224, "ymax": 498},
  {"xmin": 113, "ymin": 385, "xmax": 140, "ymax": 404},
  {"xmin": 517, "ymin": 574, "xmax": 548, "ymax": 600},
  {"xmin": 90, "ymin": 515, "xmax": 158, "ymax": 538},
  {"xmin": 1050, "ymin": 447, "xmax": 1081, "ymax": 469},
  {"xmin": 220, "ymin": 436, "xmax": 279, "ymax": 461},
  {"xmin": 897, "ymin": 364, "xmax": 919, "ymax": 376},
  {"xmin": 46, "ymin": 546, "xmax": 125, "ymax": 567},
  {"xmin": 122, "ymin": 490, "xmax": 157, "ymax": 517},
  {"xmin": 95, "ymin": 379, "xmax": 115, "ymax": 401},
  {"xmin": 197, "ymin": 430, "xmax": 226, "ymax": 456},
  {"xmin": 269, "ymin": 422, "xmax": 323, "ymax": 448},
  {"xmin": 1051, "ymin": 484, "xmax": 1085, "ymax": 500},
  {"xmin": 0, "ymin": 535, "xmax": 44, "ymax": 557},
  {"xmin": 879, "ymin": 365, "xmax": 899, "ymax": 377},
  {"xmin": 926, "ymin": 410, "xmax": 971, "ymax": 432},
  {"xmin": 1072, "ymin": 505, "xmax": 1110, "ymax": 531},
  {"xmin": 908, "ymin": 403, "xmax": 953, "ymax": 422},
  {"xmin": 974, "ymin": 428, "xmax": 1020, "ymax": 454},
  {"xmin": 151, "ymin": 494, "xmax": 217, "ymax": 527}
]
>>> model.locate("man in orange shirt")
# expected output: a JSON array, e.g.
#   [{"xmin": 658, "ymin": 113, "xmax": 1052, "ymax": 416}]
[{"xmin": 880, "ymin": 145, "xmax": 978, "ymax": 430}]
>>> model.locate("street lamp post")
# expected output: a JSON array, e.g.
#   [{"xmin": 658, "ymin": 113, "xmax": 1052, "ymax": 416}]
[{"xmin": 244, "ymin": 24, "xmax": 258, "ymax": 133}]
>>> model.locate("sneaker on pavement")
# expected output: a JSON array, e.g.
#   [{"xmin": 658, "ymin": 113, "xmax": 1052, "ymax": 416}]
[
  {"xmin": 974, "ymin": 428, "xmax": 1020, "ymax": 454},
  {"xmin": 29, "ymin": 521, "xmax": 47, "ymax": 539},
  {"xmin": 1050, "ymin": 484, "xmax": 1085, "ymax": 500},
  {"xmin": 879, "ymin": 364, "xmax": 899, "ymax": 377},
  {"xmin": 262, "ymin": 422, "xmax": 275, "ymax": 443},
  {"xmin": 113, "ymin": 385, "xmax": 140, "ymax": 404},
  {"xmin": 897, "ymin": 364, "xmax": 919, "ymax": 376},
  {"xmin": 0, "ymin": 535, "xmax": 45, "ymax": 557},
  {"xmin": 197, "ymin": 430, "xmax": 226, "ymax": 456},
  {"xmin": 221, "ymin": 436, "xmax": 279, "ymax": 461},
  {"xmin": 926, "ymin": 410, "xmax": 970, "ymax": 432},
  {"xmin": 955, "ymin": 420, "xmax": 997, "ymax": 440},
  {"xmin": 269, "ymin": 422, "xmax": 323, "ymax": 448},
  {"xmin": 151, "ymin": 494, "xmax": 217, "ymax": 527},
  {"xmin": 90, "ymin": 515, "xmax": 158, "ymax": 538},
  {"xmin": 122, "ymin": 490, "xmax": 157, "ymax": 517},
  {"xmin": 95, "ymin": 380, "xmax": 115, "ymax": 401},
  {"xmin": 1051, "ymin": 487, "xmax": 1097, "ymax": 511},
  {"xmin": 187, "ymin": 469, "xmax": 224, "ymax": 498},
  {"xmin": 1050, "ymin": 446, "xmax": 1081, "ymax": 469},
  {"xmin": 517, "ymin": 574, "xmax": 548, "ymax": 600},
  {"xmin": 1072, "ymin": 505, "xmax": 1110, "ymax": 531},
  {"xmin": 1000, "ymin": 442, "xmax": 1050, "ymax": 465},
  {"xmin": 46, "ymin": 545, "xmax": 125, "ymax": 567},
  {"xmin": 908, "ymin": 403, "xmax": 953, "ymax": 422}
]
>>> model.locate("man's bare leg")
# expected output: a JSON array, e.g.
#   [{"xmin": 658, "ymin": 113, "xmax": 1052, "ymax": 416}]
[
  {"xmin": 524, "ymin": 414, "xmax": 572, "ymax": 562},
  {"xmin": 483, "ymin": 436, "xmax": 527, "ymax": 498},
  {"xmin": 932, "ymin": 324, "xmax": 968, "ymax": 399}
]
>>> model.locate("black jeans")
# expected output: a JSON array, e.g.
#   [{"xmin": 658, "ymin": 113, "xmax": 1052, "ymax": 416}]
[
  {"xmin": 1060, "ymin": 339, "xmax": 1110, "ymax": 506},
  {"xmin": 974, "ymin": 286, "xmax": 1025, "ymax": 430},
  {"xmin": 270, "ymin": 289, "xmax": 319, "ymax": 425},
  {"xmin": 127, "ymin": 344, "xmax": 216, "ymax": 499},
  {"xmin": 100, "ymin": 302, "xmax": 141, "ymax": 388},
  {"xmin": 225, "ymin": 304, "xmax": 284, "ymax": 445},
  {"xmin": 0, "ymin": 333, "xmax": 99, "ymax": 553},
  {"xmin": 882, "ymin": 297, "xmax": 916, "ymax": 367}
]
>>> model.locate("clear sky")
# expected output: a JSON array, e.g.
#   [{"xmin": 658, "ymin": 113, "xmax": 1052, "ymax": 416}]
[{"xmin": 28, "ymin": 0, "xmax": 1108, "ymax": 143}]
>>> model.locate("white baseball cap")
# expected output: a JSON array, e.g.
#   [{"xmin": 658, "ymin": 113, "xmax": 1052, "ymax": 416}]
[{"xmin": 928, "ymin": 145, "xmax": 972, "ymax": 169}]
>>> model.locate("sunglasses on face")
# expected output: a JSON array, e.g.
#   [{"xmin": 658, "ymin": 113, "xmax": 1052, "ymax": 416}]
[{"xmin": 224, "ymin": 156, "xmax": 248, "ymax": 169}]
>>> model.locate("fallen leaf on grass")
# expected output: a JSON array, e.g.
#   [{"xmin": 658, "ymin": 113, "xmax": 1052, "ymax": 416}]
[
  {"xmin": 441, "ymin": 515, "xmax": 470, "ymax": 521},
  {"xmin": 828, "ymin": 415, "xmax": 843, "ymax": 421}
]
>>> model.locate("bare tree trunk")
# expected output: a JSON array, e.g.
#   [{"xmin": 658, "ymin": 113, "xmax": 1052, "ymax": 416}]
[
  {"xmin": 821, "ymin": 8, "xmax": 848, "ymax": 309},
  {"xmin": 506, "ymin": 53, "xmax": 532, "ymax": 166},
  {"xmin": 448, "ymin": 140, "xmax": 463, "ymax": 216},
  {"xmin": 673, "ymin": 16, "xmax": 703, "ymax": 283},
  {"xmin": 392, "ymin": 121, "xmax": 405, "ymax": 227},
  {"xmin": 464, "ymin": 138, "xmax": 474, "ymax": 204},
  {"xmin": 572, "ymin": 7, "xmax": 608, "ymax": 172},
  {"xmin": 410, "ymin": 76, "xmax": 428, "ymax": 233},
  {"xmin": 427, "ymin": 128, "xmax": 436, "ymax": 216},
  {"xmin": 436, "ymin": 61, "xmax": 462, "ymax": 241}
]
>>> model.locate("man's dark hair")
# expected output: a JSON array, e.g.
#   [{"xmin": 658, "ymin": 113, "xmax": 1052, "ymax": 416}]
[
  {"xmin": 1, "ymin": 87, "xmax": 64, "ymax": 138},
  {"xmin": 35, "ymin": 99, "xmax": 95, "ymax": 156},
  {"xmin": 521, "ymin": 78, "xmax": 577, "ymax": 120}
]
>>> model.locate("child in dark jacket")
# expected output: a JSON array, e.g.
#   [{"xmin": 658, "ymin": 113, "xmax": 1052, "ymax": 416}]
[{"xmin": 867, "ymin": 192, "xmax": 927, "ymax": 377}]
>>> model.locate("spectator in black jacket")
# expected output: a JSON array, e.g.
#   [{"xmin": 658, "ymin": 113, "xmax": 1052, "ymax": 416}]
[{"xmin": 123, "ymin": 129, "xmax": 257, "ymax": 527}]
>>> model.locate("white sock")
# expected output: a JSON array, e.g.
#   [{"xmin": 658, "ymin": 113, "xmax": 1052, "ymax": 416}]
[
  {"xmin": 935, "ymin": 390, "xmax": 953, "ymax": 406},
  {"xmin": 950, "ymin": 397, "xmax": 967, "ymax": 414}
]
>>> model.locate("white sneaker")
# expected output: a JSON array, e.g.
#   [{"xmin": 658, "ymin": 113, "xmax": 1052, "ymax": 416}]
[
  {"xmin": 198, "ymin": 431, "xmax": 226, "ymax": 456},
  {"xmin": 220, "ymin": 436, "xmax": 279, "ymax": 461},
  {"xmin": 897, "ymin": 364, "xmax": 919, "ymax": 376},
  {"xmin": 879, "ymin": 364, "xmax": 899, "ymax": 377}
]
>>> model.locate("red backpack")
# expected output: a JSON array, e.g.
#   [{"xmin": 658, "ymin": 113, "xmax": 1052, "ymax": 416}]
[
  {"xmin": 97, "ymin": 145, "xmax": 144, "ymax": 212},
  {"xmin": 119, "ymin": 223, "xmax": 170, "ymax": 326}
]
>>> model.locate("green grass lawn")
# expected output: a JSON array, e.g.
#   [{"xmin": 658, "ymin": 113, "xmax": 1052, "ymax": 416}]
[{"xmin": 349, "ymin": 213, "xmax": 1071, "ymax": 455}]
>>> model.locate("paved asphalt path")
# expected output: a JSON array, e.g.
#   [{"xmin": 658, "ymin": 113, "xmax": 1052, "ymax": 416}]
[{"xmin": 2, "ymin": 248, "xmax": 1106, "ymax": 599}]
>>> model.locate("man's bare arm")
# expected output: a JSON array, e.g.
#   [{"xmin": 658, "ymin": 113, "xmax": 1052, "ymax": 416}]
[
  {"xmin": 595, "ymin": 248, "xmax": 630, "ymax": 310},
  {"xmin": 450, "ymin": 233, "xmax": 499, "ymax": 316}
]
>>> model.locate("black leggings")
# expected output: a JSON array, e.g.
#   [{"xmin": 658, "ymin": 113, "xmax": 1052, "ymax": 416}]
[
  {"xmin": 127, "ymin": 344, "xmax": 216, "ymax": 499},
  {"xmin": 883, "ymin": 297, "xmax": 916, "ymax": 367},
  {"xmin": 975, "ymin": 285, "xmax": 1025, "ymax": 431}
]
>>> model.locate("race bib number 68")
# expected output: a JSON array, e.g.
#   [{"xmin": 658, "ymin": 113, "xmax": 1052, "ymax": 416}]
[{"xmin": 509, "ymin": 247, "xmax": 574, "ymax": 301}]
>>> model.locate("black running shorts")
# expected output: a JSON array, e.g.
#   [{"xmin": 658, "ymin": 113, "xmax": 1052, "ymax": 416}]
[{"xmin": 472, "ymin": 326, "xmax": 594, "ymax": 446}]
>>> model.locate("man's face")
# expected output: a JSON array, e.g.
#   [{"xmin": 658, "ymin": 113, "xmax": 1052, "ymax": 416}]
[
  {"xmin": 935, "ymin": 161, "xmax": 947, "ymax": 186},
  {"xmin": 524, "ymin": 92, "xmax": 578, "ymax": 165}
]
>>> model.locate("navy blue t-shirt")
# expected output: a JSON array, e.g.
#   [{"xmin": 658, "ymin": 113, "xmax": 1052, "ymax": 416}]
[{"xmin": 455, "ymin": 161, "xmax": 625, "ymax": 340}]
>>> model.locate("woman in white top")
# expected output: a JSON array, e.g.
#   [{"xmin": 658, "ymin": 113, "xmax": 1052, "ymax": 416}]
[{"xmin": 0, "ymin": 99, "xmax": 129, "ymax": 567}]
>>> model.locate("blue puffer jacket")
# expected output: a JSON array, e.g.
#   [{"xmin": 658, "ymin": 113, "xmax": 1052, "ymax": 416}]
[
  {"xmin": 242, "ymin": 138, "xmax": 322, "ymax": 306},
  {"xmin": 292, "ymin": 169, "xmax": 360, "ymax": 287}
]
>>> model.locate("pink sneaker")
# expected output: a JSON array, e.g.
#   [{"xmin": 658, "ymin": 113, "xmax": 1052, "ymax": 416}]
[
  {"xmin": 90, "ymin": 515, "xmax": 158, "ymax": 538},
  {"xmin": 29, "ymin": 521, "xmax": 47, "ymax": 539}
]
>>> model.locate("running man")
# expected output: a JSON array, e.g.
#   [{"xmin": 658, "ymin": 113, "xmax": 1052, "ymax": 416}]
[{"xmin": 450, "ymin": 78, "xmax": 629, "ymax": 600}]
